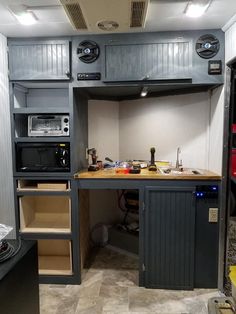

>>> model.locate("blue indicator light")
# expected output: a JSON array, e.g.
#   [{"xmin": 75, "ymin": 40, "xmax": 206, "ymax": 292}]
[
  {"xmin": 212, "ymin": 186, "xmax": 217, "ymax": 191},
  {"xmin": 200, "ymin": 192, "xmax": 203, "ymax": 197},
  {"xmin": 196, "ymin": 193, "xmax": 199, "ymax": 197}
]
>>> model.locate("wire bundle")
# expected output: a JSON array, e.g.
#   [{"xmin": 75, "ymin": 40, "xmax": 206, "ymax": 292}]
[{"xmin": 0, "ymin": 238, "xmax": 22, "ymax": 263}]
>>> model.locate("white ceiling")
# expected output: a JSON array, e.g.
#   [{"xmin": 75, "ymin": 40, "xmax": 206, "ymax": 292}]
[{"xmin": 0, "ymin": 0, "xmax": 236, "ymax": 38}]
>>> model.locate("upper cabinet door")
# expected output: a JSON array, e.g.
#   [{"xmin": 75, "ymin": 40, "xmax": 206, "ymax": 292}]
[
  {"xmin": 8, "ymin": 40, "xmax": 71, "ymax": 81},
  {"xmin": 103, "ymin": 41, "xmax": 192, "ymax": 82}
]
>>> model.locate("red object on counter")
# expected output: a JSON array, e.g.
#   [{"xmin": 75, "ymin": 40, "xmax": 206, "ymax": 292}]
[{"xmin": 115, "ymin": 168, "xmax": 130, "ymax": 174}]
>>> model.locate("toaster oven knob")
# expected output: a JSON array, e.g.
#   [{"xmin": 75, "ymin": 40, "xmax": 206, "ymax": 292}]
[
  {"xmin": 64, "ymin": 127, "xmax": 69, "ymax": 133},
  {"xmin": 64, "ymin": 118, "xmax": 69, "ymax": 123}
]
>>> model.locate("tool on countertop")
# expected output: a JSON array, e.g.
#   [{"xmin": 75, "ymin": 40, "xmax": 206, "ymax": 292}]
[
  {"xmin": 129, "ymin": 164, "xmax": 141, "ymax": 174},
  {"xmin": 87, "ymin": 148, "xmax": 99, "ymax": 171},
  {"xmin": 149, "ymin": 147, "xmax": 157, "ymax": 171},
  {"xmin": 105, "ymin": 157, "xmax": 113, "ymax": 162},
  {"xmin": 132, "ymin": 160, "xmax": 148, "ymax": 169},
  {"xmin": 104, "ymin": 157, "xmax": 115, "ymax": 168}
]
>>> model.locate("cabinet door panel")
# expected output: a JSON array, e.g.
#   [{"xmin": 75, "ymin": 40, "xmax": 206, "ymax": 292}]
[
  {"xmin": 104, "ymin": 41, "xmax": 192, "ymax": 81},
  {"xmin": 9, "ymin": 40, "xmax": 70, "ymax": 81},
  {"xmin": 144, "ymin": 186, "xmax": 195, "ymax": 290}
]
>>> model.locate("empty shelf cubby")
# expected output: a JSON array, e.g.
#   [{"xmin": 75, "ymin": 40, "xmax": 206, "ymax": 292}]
[
  {"xmin": 38, "ymin": 239, "xmax": 72, "ymax": 275},
  {"xmin": 19, "ymin": 195, "xmax": 71, "ymax": 233},
  {"xmin": 17, "ymin": 179, "xmax": 70, "ymax": 191}
]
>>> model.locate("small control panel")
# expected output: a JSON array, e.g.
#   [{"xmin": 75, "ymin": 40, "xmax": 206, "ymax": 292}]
[
  {"xmin": 208, "ymin": 60, "xmax": 222, "ymax": 75},
  {"xmin": 195, "ymin": 185, "xmax": 218, "ymax": 199},
  {"xmin": 77, "ymin": 72, "xmax": 101, "ymax": 80}
]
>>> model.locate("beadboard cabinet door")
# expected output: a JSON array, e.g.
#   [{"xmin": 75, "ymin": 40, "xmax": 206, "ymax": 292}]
[
  {"xmin": 103, "ymin": 41, "xmax": 192, "ymax": 82},
  {"xmin": 144, "ymin": 186, "xmax": 195, "ymax": 290},
  {"xmin": 8, "ymin": 39, "xmax": 71, "ymax": 81}
]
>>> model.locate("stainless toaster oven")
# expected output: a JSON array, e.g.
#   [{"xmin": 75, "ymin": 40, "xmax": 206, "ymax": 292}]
[{"xmin": 28, "ymin": 115, "xmax": 69, "ymax": 137}]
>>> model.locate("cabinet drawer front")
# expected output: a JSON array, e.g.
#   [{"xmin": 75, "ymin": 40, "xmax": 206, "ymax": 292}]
[
  {"xmin": 104, "ymin": 41, "xmax": 192, "ymax": 81},
  {"xmin": 9, "ymin": 40, "xmax": 70, "ymax": 80},
  {"xmin": 144, "ymin": 187, "xmax": 195, "ymax": 290}
]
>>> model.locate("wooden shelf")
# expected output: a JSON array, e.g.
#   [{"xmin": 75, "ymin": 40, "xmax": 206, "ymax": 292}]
[
  {"xmin": 14, "ymin": 137, "xmax": 70, "ymax": 143},
  {"xmin": 17, "ymin": 179, "xmax": 71, "ymax": 192},
  {"xmin": 38, "ymin": 240, "xmax": 72, "ymax": 275},
  {"xmin": 19, "ymin": 195, "xmax": 71, "ymax": 233},
  {"xmin": 13, "ymin": 107, "xmax": 70, "ymax": 114}
]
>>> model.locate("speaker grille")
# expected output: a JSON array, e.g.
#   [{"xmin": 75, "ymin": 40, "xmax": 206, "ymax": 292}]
[
  {"xmin": 195, "ymin": 34, "xmax": 220, "ymax": 59},
  {"xmin": 77, "ymin": 41, "xmax": 100, "ymax": 63}
]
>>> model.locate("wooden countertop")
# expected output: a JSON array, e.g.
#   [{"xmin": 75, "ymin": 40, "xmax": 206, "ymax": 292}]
[{"xmin": 74, "ymin": 168, "xmax": 221, "ymax": 180}]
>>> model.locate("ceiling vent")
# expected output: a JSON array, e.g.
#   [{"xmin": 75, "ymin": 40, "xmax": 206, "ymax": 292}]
[
  {"xmin": 130, "ymin": 1, "xmax": 146, "ymax": 27},
  {"xmin": 60, "ymin": 0, "xmax": 149, "ymax": 32},
  {"xmin": 195, "ymin": 34, "xmax": 220, "ymax": 59},
  {"xmin": 60, "ymin": 0, "xmax": 87, "ymax": 29}
]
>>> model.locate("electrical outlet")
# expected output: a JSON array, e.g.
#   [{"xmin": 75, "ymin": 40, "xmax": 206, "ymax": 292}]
[{"xmin": 208, "ymin": 208, "xmax": 218, "ymax": 223}]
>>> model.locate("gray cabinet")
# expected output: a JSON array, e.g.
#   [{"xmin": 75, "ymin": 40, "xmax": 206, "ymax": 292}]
[
  {"xmin": 103, "ymin": 41, "xmax": 192, "ymax": 82},
  {"xmin": 144, "ymin": 186, "xmax": 195, "ymax": 290},
  {"xmin": 8, "ymin": 39, "xmax": 71, "ymax": 81}
]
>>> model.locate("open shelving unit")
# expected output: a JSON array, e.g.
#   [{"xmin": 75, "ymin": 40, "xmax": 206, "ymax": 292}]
[{"xmin": 10, "ymin": 80, "xmax": 83, "ymax": 283}]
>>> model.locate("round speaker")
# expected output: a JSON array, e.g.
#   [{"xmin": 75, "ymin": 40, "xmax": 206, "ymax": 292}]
[
  {"xmin": 195, "ymin": 34, "xmax": 220, "ymax": 59},
  {"xmin": 77, "ymin": 40, "xmax": 100, "ymax": 63}
]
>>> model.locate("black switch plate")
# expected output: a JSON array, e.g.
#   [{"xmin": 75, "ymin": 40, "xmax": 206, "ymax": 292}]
[
  {"xmin": 77, "ymin": 72, "xmax": 101, "ymax": 80},
  {"xmin": 208, "ymin": 60, "xmax": 222, "ymax": 75}
]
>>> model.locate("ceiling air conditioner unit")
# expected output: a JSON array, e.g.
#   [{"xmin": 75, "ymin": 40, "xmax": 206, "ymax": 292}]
[{"xmin": 60, "ymin": 0, "xmax": 150, "ymax": 32}]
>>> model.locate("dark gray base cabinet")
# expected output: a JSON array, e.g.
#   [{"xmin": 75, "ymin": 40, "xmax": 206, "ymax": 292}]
[
  {"xmin": 143, "ymin": 185, "xmax": 219, "ymax": 290},
  {"xmin": 144, "ymin": 186, "xmax": 195, "ymax": 290}
]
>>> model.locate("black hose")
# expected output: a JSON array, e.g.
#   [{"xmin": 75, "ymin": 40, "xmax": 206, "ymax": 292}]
[{"xmin": 0, "ymin": 237, "xmax": 22, "ymax": 263}]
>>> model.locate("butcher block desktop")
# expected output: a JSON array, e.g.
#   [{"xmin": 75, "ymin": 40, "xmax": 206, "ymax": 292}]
[{"xmin": 74, "ymin": 168, "xmax": 221, "ymax": 180}]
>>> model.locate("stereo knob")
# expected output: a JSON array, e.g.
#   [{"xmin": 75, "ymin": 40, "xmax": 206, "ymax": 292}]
[
  {"xmin": 64, "ymin": 127, "xmax": 69, "ymax": 133},
  {"xmin": 64, "ymin": 118, "xmax": 69, "ymax": 123}
]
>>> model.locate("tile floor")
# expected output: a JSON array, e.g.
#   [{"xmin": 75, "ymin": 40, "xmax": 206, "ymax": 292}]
[{"xmin": 40, "ymin": 247, "xmax": 221, "ymax": 314}]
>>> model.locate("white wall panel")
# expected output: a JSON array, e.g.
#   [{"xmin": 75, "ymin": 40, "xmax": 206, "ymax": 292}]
[
  {"xmin": 208, "ymin": 86, "xmax": 224, "ymax": 175},
  {"xmin": 119, "ymin": 93, "xmax": 211, "ymax": 169},
  {"xmin": 225, "ymin": 20, "xmax": 236, "ymax": 63},
  {"xmin": 0, "ymin": 33, "xmax": 15, "ymax": 237},
  {"xmin": 88, "ymin": 100, "xmax": 119, "ymax": 161}
]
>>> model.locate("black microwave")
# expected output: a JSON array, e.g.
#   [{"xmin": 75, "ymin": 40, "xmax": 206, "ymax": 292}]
[{"xmin": 16, "ymin": 143, "xmax": 70, "ymax": 172}]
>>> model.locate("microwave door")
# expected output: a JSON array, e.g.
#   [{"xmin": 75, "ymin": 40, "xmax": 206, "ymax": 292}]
[
  {"xmin": 16, "ymin": 143, "xmax": 70, "ymax": 172},
  {"xmin": 19, "ymin": 147, "xmax": 41, "ymax": 170},
  {"xmin": 38, "ymin": 148, "xmax": 56, "ymax": 169}
]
